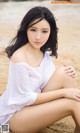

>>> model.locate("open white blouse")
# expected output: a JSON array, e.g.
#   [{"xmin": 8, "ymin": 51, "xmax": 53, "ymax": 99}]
[{"xmin": 0, "ymin": 52, "xmax": 55, "ymax": 124}]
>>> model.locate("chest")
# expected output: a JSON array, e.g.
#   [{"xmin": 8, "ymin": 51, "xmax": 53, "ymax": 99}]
[{"xmin": 28, "ymin": 69, "xmax": 43, "ymax": 88}]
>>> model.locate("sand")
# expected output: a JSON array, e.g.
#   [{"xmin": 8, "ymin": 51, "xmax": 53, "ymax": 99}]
[{"xmin": 0, "ymin": 1, "xmax": 80, "ymax": 133}]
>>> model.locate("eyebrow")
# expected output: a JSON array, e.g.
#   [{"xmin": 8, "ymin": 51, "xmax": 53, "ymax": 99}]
[{"xmin": 30, "ymin": 26, "xmax": 49, "ymax": 30}]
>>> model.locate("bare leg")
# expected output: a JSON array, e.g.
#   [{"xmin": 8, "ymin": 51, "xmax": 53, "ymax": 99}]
[
  {"xmin": 42, "ymin": 66, "xmax": 77, "ymax": 92},
  {"xmin": 42, "ymin": 66, "xmax": 79, "ymax": 132},
  {"xmin": 8, "ymin": 98, "xmax": 80, "ymax": 133}
]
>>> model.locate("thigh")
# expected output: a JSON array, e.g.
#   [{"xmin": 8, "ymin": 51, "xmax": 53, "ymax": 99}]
[
  {"xmin": 9, "ymin": 98, "xmax": 73, "ymax": 133},
  {"xmin": 42, "ymin": 66, "xmax": 77, "ymax": 92}
]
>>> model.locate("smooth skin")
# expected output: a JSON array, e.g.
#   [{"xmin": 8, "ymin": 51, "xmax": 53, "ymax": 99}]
[{"xmin": 8, "ymin": 19, "xmax": 80, "ymax": 133}]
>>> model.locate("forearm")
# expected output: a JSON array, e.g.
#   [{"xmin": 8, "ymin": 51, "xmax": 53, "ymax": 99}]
[{"xmin": 32, "ymin": 89, "xmax": 64, "ymax": 105}]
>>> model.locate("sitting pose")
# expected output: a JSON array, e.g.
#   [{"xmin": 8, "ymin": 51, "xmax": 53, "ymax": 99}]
[{"xmin": 0, "ymin": 6, "xmax": 80, "ymax": 133}]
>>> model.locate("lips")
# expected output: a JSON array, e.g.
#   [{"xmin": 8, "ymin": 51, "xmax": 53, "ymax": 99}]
[
  {"xmin": 34, "ymin": 42, "xmax": 41, "ymax": 44},
  {"xmin": 35, "ymin": 42, "xmax": 41, "ymax": 43}
]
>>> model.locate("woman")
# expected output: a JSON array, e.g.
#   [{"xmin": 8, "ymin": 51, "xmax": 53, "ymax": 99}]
[{"xmin": 0, "ymin": 6, "xmax": 80, "ymax": 133}]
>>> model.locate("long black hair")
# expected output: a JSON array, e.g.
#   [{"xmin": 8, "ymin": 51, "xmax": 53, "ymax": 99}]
[{"xmin": 5, "ymin": 6, "xmax": 58, "ymax": 58}]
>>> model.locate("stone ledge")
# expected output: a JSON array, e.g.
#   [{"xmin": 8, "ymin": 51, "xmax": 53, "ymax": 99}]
[{"xmin": 38, "ymin": 116, "xmax": 75, "ymax": 133}]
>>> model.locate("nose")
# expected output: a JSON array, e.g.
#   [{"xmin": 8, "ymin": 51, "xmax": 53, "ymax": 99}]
[{"xmin": 36, "ymin": 32, "xmax": 41, "ymax": 40}]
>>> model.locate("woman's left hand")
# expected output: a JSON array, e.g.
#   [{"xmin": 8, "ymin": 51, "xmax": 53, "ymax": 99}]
[{"xmin": 63, "ymin": 65, "xmax": 76, "ymax": 78}]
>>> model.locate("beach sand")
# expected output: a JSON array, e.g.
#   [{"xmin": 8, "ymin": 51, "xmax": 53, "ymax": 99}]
[{"xmin": 0, "ymin": 1, "xmax": 80, "ymax": 133}]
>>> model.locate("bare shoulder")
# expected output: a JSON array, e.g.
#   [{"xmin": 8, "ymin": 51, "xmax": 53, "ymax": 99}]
[{"xmin": 10, "ymin": 47, "xmax": 25, "ymax": 63}]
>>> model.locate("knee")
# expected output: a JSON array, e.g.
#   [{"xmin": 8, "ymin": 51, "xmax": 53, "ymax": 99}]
[
  {"xmin": 57, "ymin": 66, "xmax": 65, "ymax": 72},
  {"xmin": 56, "ymin": 65, "xmax": 74, "ymax": 81},
  {"xmin": 56, "ymin": 66, "xmax": 66, "ymax": 78},
  {"xmin": 56, "ymin": 66, "xmax": 76, "ymax": 87}
]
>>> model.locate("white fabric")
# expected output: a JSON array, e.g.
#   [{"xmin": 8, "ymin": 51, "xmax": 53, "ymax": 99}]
[{"xmin": 0, "ymin": 52, "xmax": 55, "ymax": 124}]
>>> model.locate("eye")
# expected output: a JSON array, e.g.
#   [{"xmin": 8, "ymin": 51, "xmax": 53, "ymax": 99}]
[
  {"xmin": 30, "ymin": 29, "xmax": 36, "ymax": 32},
  {"xmin": 42, "ymin": 31, "xmax": 48, "ymax": 33}
]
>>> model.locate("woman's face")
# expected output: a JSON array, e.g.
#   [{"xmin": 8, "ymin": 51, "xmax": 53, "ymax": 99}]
[{"xmin": 27, "ymin": 19, "xmax": 51, "ymax": 49}]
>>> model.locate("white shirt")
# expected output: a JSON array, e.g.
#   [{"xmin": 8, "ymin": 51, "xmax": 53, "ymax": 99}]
[{"xmin": 0, "ymin": 52, "xmax": 55, "ymax": 124}]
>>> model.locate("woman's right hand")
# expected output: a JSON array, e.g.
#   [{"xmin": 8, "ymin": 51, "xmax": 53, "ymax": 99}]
[{"xmin": 63, "ymin": 88, "xmax": 80, "ymax": 102}]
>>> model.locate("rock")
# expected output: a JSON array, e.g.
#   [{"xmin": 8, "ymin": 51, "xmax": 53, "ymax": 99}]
[{"xmin": 38, "ymin": 116, "xmax": 75, "ymax": 133}]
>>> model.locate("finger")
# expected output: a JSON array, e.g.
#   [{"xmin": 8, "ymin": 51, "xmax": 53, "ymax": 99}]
[
  {"xmin": 75, "ymin": 92, "xmax": 80, "ymax": 99},
  {"xmin": 65, "ymin": 73, "xmax": 76, "ymax": 78},
  {"xmin": 64, "ymin": 67, "xmax": 75, "ymax": 72},
  {"xmin": 67, "ymin": 71, "xmax": 76, "ymax": 75},
  {"xmin": 64, "ymin": 65, "xmax": 75, "ymax": 70},
  {"xmin": 64, "ymin": 68, "xmax": 76, "ymax": 75},
  {"xmin": 65, "ymin": 71, "xmax": 76, "ymax": 76},
  {"xmin": 77, "ymin": 96, "xmax": 80, "ymax": 99},
  {"xmin": 68, "ymin": 74, "xmax": 76, "ymax": 78},
  {"xmin": 76, "ymin": 96, "xmax": 80, "ymax": 101},
  {"xmin": 73, "ymin": 96, "xmax": 80, "ymax": 102},
  {"xmin": 65, "ymin": 70, "xmax": 75, "ymax": 74}
]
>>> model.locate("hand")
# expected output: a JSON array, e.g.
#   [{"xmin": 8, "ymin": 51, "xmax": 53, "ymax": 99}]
[
  {"xmin": 63, "ymin": 65, "xmax": 76, "ymax": 78},
  {"xmin": 63, "ymin": 88, "xmax": 80, "ymax": 102}
]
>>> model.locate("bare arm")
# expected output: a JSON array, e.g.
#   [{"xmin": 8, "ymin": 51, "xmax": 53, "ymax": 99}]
[
  {"xmin": 32, "ymin": 88, "xmax": 80, "ymax": 105},
  {"xmin": 32, "ymin": 89, "xmax": 64, "ymax": 105}
]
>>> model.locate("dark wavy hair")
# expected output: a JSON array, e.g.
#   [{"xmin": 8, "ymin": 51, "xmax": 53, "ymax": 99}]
[{"xmin": 5, "ymin": 6, "xmax": 58, "ymax": 58}]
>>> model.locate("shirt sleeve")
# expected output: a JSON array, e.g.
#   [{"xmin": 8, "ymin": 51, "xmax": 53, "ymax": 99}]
[{"xmin": 7, "ymin": 63, "xmax": 38, "ymax": 107}]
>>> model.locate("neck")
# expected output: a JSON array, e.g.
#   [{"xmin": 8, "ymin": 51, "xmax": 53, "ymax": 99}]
[{"xmin": 26, "ymin": 43, "xmax": 42, "ymax": 57}]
